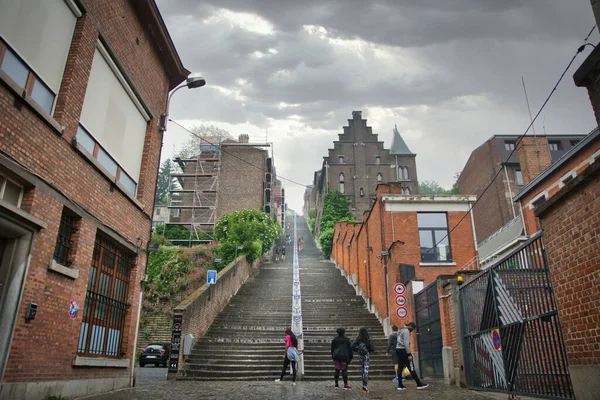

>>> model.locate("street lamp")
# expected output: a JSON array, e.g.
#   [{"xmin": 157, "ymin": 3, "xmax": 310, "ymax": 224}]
[{"xmin": 160, "ymin": 76, "xmax": 207, "ymax": 131}]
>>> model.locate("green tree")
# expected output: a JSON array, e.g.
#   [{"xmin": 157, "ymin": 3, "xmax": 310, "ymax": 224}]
[
  {"xmin": 318, "ymin": 190, "xmax": 355, "ymax": 258},
  {"xmin": 447, "ymin": 172, "xmax": 461, "ymax": 195},
  {"xmin": 177, "ymin": 124, "xmax": 233, "ymax": 159},
  {"xmin": 213, "ymin": 209, "xmax": 282, "ymax": 268},
  {"xmin": 155, "ymin": 159, "xmax": 175, "ymax": 204},
  {"xmin": 418, "ymin": 180, "xmax": 447, "ymax": 195}
]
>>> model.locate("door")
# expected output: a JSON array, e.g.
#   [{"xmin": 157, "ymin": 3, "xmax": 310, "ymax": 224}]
[{"xmin": 414, "ymin": 282, "xmax": 443, "ymax": 377}]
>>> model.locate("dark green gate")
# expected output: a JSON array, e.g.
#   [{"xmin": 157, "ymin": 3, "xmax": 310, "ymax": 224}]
[
  {"xmin": 414, "ymin": 282, "xmax": 443, "ymax": 377},
  {"xmin": 459, "ymin": 233, "xmax": 573, "ymax": 398}
]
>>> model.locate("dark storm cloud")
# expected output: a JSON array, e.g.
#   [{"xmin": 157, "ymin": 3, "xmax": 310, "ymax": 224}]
[{"xmin": 156, "ymin": 0, "xmax": 598, "ymax": 211}]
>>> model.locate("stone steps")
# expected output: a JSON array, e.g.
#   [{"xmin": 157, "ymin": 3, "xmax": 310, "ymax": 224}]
[{"xmin": 178, "ymin": 216, "xmax": 392, "ymax": 381}]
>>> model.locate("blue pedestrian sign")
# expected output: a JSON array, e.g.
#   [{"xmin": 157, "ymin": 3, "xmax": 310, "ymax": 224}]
[{"xmin": 207, "ymin": 270, "xmax": 217, "ymax": 285}]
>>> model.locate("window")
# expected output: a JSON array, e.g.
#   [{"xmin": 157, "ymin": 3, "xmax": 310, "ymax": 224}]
[
  {"xmin": 79, "ymin": 44, "xmax": 150, "ymax": 196},
  {"xmin": 77, "ymin": 234, "xmax": 133, "ymax": 357},
  {"xmin": 0, "ymin": 45, "xmax": 55, "ymax": 114},
  {"xmin": 515, "ymin": 169, "xmax": 523, "ymax": 186},
  {"xmin": 0, "ymin": 174, "xmax": 24, "ymax": 207},
  {"xmin": 339, "ymin": 173, "xmax": 345, "ymax": 193},
  {"xmin": 53, "ymin": 209, "xmax": 79, "ymax": 266},
  {"xmin": 338, "ymin": 156, "xmax": 345, "ymax": 164},
  {"xmin": 402, "ymin": 187, "xmax": 411, "ymax": 195},
  {"xmin": 504, "ymin": 141, "xmax": 515, "ymax": 151},
  {"xmin": 548, "ymin": 141, "xmax": 561, "ymax": 151},
  {"xmin": 375, "ymin": 156, "xmax": 381, "ymax": 165},
  {"xmin": 173, "ymin": 208, "xmax": 181, "ymax": 218},
  {"xmin": 0, "ymin": 0, "xmax": 78, "ymax": 114},
  {"xmin": 418, "ymin": 213, "xmax": 452, "ymax": 263},
  {"xmin": 377, "ymin": 173, "xmax": 383, "ymax": 182},
  {"xmin": 156, "ymin": 208, "xmax": 162, "ymax": 216},
  {"xmin": 359, "ymin": 188, "xmax": 364, "ymax": 197},
  {"xmin": 76, "ymin": 125, "xmax": 137, "ymax": 196},
  {"xmin": 398, "ymin": 166, "xmax": 409, "ymax": 180}
]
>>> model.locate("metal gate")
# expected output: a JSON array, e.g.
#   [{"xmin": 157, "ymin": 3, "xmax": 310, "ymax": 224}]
[
  {"xmin": 415, "ymin": 282, "xmax": 443, "ymax": 377},
  {"xmin": 460, "ymin": 233, "xmax": 573, "ymax": 398}
]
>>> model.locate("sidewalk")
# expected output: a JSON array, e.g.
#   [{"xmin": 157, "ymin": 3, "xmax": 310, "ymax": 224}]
[{"xmin": 79, "ymin": 379, "xmax": 494, "ymax": 400}]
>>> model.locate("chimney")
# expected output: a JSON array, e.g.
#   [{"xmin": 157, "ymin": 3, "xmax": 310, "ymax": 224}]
[
  {"xmin": 238, "ymin": 134, "xmax": 249, "ymax": 143},
  {"xmin": 515, "ymin": 136, "xmax": 552, "ymax": 185}
]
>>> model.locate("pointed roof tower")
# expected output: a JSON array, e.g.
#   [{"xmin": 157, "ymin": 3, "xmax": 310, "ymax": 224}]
[{"xmin": 390, "ymin": 124, "xmax": 414, "ymax": 155}]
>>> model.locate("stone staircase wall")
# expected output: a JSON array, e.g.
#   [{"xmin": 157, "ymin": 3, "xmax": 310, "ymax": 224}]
[
  {"xmin": 138, "ymin": 312, "xmax": 172, "ymax": 350},
  {"xmin": 170, "ymin": 255, "xmax": 262, "ymax": 377}
]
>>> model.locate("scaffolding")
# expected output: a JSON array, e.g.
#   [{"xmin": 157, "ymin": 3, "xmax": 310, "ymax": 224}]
[{"xmin": 162, "ymin": 140, "xmax": 221, "ymax": 246}]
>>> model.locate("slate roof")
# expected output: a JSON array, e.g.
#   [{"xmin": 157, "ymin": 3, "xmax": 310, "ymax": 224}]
[{"xmin": 390, "ymin": 125, "xmax": 414, "ymax": 155}]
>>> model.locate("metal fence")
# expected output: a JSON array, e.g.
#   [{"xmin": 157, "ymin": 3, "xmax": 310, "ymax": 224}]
[{"xmin": 460, "ymin": 233, "xmax": 573, "ymax": 399}]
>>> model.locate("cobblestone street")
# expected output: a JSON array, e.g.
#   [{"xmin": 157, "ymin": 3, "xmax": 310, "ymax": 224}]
[{"xmin": 84, "ymin": 375, "xmax": 494, "ymax": 400}]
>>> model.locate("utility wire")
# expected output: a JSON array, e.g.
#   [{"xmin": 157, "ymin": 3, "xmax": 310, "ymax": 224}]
[
  {"xmin": 426, "ymin": 25, "xmax": 596, "ymax": 256},
  {"xmin": 169, "ymin": 119, "xmax": 312, "ymax": 189}
]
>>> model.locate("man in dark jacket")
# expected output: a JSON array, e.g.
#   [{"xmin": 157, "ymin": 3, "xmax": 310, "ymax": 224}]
[
  {"xmin": 331, "ymin": 327, "xmax": 353, "ymax": 390},
  {"xmin": 396, "ymin": 322, "xmax": 429, "ymax": 390},
  {"xmin": 386, "ymin": 324, "xmax": 402, "ymax": 381}
]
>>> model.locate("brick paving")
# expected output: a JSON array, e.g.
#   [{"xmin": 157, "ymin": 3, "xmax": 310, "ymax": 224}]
[{"xmin": 81, "ymin": 378, "xmax": 493, "ymax": 400}]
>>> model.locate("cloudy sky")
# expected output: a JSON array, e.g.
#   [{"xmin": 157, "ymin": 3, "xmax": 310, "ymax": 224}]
[{"xmin": 157, "ymin": 0, "xmax": 598, "ymax": 213}]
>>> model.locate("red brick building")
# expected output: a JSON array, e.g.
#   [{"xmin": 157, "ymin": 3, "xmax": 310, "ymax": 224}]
[
  {"xmin": 331, "ymin": 183, "xmax": 477, "ymax": 381},
  {"xmin": 0, "ymin": 0, "xmax": 188, "ymax": 398}
]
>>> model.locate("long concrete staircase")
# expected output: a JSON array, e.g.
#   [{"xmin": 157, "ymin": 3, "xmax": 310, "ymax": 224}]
[{"xmin": 179, "ymin": 216, "xmax": 393, "ymax": 382}]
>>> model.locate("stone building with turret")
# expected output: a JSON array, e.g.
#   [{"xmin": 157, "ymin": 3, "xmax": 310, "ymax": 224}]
[{"xmin": 310, "ymin": 111, "xmax": 418, "ymax": 230}]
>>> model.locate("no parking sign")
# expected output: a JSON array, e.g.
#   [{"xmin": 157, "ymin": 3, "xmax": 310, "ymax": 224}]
[
  {"xmin": 396, "ymin": 307, "xmax": 408, "ymax": 319},
  {"xmin": 393, "ymin": 283, "xmax": 406, "ymax": 295},
  {"xmin": 395, "ymin": 295, "xmax": 406, "ymax": 307}
]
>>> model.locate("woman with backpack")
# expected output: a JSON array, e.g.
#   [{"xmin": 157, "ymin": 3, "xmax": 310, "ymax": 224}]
[
  {"xmin": 352, "ymin": 327, "xmax": 375, "ymax": 394},
  {"xmin": 331, "ymin": 327, "xmax": 353, "ymax": 390},
  {"xmin": 275, "ymin": 328, "xmax": 299, "ymax": 386}
]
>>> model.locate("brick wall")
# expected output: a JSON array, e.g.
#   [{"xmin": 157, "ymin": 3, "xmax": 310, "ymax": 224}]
[
  {"xmin": 518, "ymin": 135, "xmax": 600, "ymax": 235},
  {"xmin": 0, "ymin": 0, "xmax": 185, "ymax": 392},
  {"xmin": 217, "ymin": 146, "xmax": 266, "ymax": 218},
  {"xmin": 172, "ymin": 256, "xmax": 261, "ymax": 376},
  {"xmin": 515, "ymin": 136, "xmax": 552, "ymax": 186},
  {"xmin": 536, "ymin": 164, "xmax": 600, "ymax": 366},
  {"xmin": 334, "ymin": 183, "xmax": 477, "ymax": 331},
  {"xmin": 458, "ymin": 139, "xmax": 512, "ymax": 242}
]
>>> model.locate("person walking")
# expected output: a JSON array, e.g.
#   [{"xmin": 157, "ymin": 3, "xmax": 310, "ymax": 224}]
[
  {"xmin": 352, "ymin": 327, "xmax": 374, "ymax": 394},
  {"xmin": 275, "ymin": 245, "xmax": 280, "ymax": 261},
  {"xmin": 331, "ymin": 327, "xmax": 353, "ymax": 390},
  {"xmin": 281, "ymin": 245, "xmax": 286, "ymax": 261},
  {"xmin": 396, "ymin": 322, "xmax": 429, "ymax": 391},
  {"xmin": 386, "ymin": 324, "xmax": 403, "ymax": 382},
  {"xmin": 275, "ymin": 328, "xmax": 299, "ymax": 386}
]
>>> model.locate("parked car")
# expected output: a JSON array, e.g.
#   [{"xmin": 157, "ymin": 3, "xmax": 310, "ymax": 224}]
[{"xmin": 139, "ymin": 343, "xmax": 170, "ymax": 367}]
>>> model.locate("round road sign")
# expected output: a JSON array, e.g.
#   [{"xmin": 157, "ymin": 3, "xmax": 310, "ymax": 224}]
[
  {"xmin": 394, "ymin": 283, "xmax": 406, "ymax": 295},
  {"xmin": 395, "ymin": 295, "xmax": 407, "ymax": 307},
  {"xmin": 492, "ymin": 329, "xmax": 501, "ymax": 351},
  {"xmin": 396, "ymin": 306, "xmax": 408, "ymax": 319}
]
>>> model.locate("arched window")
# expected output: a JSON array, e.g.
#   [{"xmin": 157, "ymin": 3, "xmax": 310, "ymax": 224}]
[
  {"xmin": 359, "ymin": 187, "xmax": 364, "ymax": 197},
  {"xmin": 399, "ymin": 167, "xmax": 409, "ymax": 180},
  {"xmin": 403, "ymin": 167, "xmax": 409, "ymax": 180},
  {"xmin": 339, "ymin": 173, "xmax": 345, "ymax": 193},
  {"xmin": 377, "ymin": 173, "xmax": 383, "ymax": 182},
  {"xmin": 403, "ymin": 187, "xmax": 410, "ymax": 195}
]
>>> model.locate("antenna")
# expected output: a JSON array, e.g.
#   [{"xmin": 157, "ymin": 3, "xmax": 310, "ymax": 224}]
[{"xmin": 521, "ymin": 77, "xmax": 536, "ymax": 136}]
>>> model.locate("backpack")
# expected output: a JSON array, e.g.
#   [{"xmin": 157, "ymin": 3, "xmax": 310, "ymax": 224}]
[{"xmin": 357, "ymin": 341, "xmax": 369, "ymax": 356}]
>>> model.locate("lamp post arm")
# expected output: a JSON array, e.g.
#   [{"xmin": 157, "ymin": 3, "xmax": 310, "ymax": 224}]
[{"xmin": 160, "ymin": 82, "xmax": 187, "ymax": 132}]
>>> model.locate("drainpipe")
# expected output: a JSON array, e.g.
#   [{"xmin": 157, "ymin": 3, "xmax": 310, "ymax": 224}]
[
  {"xmin": 378, "ymin": 191, "xmax": 390, "ymax": 328},
  {"xmin": 503, "ymin": 164, "xmax": 516, "ymax": 218}
]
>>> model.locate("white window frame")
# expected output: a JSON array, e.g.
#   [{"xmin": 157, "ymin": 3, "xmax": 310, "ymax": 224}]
[
  {"xmin": 0, "ymin": 174, "xmax": 24, "ymax": 208},
  {"xmin": 558, "ymin": 171, "xmax": 576, "ymax": 188},
  {"xmin": 173, "ymin": 208, "xmax": 180, "ymax": 218}
]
